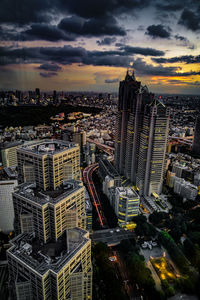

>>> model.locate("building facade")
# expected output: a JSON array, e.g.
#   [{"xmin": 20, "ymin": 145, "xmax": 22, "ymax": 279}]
[
  {"xmin": 13, "ymin": 180, "xmax": 86, "ymax": 243},
  {"xmin": 136, "ymin": 100, "xmax": 170, "ymax": 195},
  {"xmin": 17, "ymin": 140, "xmax": 80, "ymax": 191}
]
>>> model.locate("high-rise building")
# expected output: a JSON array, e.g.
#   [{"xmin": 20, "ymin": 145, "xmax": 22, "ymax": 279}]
[
  {"xmin": 115, "ymin": 187, "xmax": 140, "ymax": 227},
  {"xmin": 7, "ymin": 229, "xmax": 92, "ymax": 300},
  {"xmin": 8, "ymin": 139, "xmax": 92, "ymax": 300},
  {"xmin": 115, "ymin": 70, "xmax": 170, "ymax": 196},
  {"xmin": 13, "ymin": 180, "xmax": 86, "ymax": 242},
  {"xmin": 35, "ymin": 88, "xmax": 40, "ymax": 98},
  {"xmin": 136, "ymin": 100, "xmax": 170, "ymax": 195},
  {"xmin": 192, "ymin": 115, "xmax": 200, "ymax": 155},
  {"xmin": 17, "ymin": 140, "xmax": 80, "ymax": 191},
  {"xmin": 114, "ymin": 69, "xmax": 142, "ymax": 176},
  {"xmin": 62, "ymin": 126, "xmax": 86, "ymax": 154}
]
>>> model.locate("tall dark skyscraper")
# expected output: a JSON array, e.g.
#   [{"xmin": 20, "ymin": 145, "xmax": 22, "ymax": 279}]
[
  {"xmin": 35, "ymin": 88, "xmax": 40, "ymax": 98},
  {"xmin": 192, "ymin": 115, "xmax": 200, "ymax": 155},
  {"xmin": 136, "ymin": 99, "xmax": 170, "ymax": 195},
  {"xmin": 114, "ymin": 69, "xmax": 142, "ymax": 175},
  {"xmin": 115, "ymin": 70, "xmax": 170, "ymax": 196}
]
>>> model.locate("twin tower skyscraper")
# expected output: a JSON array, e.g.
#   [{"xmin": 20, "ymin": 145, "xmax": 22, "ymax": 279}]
[{"xmin": 115, "ymin": 69, "xmax": 170, "ymax": 196}]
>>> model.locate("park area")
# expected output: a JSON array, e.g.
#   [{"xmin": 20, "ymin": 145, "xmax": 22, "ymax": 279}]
[{"xmin": 150, "ymin": 256, "xmax": 180, "ymax": 283}]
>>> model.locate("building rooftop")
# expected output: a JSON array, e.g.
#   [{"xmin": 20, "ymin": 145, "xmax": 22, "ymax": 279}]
[
  {"xmin": 8, "ymin": 228, "xmax": 90, "ymax": 275},
  {"xmin": 18, "ymin": 139, "xmax": 78, "ymax": 156},
  {"xmin": 14, "ymin": 180, "xmax": 83, "ymax": 205},
  {"xmin": 116, "ymin": 187, "xmax": 139, "ymax": 198}
]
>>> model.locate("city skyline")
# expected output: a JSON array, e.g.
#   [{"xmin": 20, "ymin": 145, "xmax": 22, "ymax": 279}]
[{"xmin": 0, "ymin": 0, "xmax": 200, "ymax": 94}]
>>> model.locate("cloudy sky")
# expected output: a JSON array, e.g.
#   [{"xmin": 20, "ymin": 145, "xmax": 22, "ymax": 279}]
[{"xmin": 0, "ymin": 0, "xmax": 200, "ymax": 94}]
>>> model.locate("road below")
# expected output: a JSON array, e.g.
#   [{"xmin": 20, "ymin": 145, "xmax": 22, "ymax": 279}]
[{"xmin": 83, "ymin": 164, "xmax": 108, "ymax": 228}]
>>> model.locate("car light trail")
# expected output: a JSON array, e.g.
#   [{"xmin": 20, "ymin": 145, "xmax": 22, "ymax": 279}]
[{"xmin": 83, "ymin": 164, "xmax": 107, "ymax": 227}]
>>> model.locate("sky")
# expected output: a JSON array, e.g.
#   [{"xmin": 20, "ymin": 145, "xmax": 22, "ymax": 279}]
[{"xmin": 0, "ymin": 0, "xmax": 200, "ymax": 94}]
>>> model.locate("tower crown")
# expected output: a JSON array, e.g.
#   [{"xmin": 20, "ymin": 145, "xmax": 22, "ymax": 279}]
[{"xmin": 125, "ymin": 67, "xmax": 136, "ymax": 81}]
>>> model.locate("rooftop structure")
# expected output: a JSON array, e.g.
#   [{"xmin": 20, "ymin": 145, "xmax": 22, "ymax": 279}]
[
  {"xmin": 8, "ymin": 229, "xmax": 89, "ymax": 275},
  {"xmin": 19, "ymin": 139, "xmax": 77, "ymax": 155},
  {"xmin": 8, "ymin": 229, "xmax": 92, "ymax": 299}
]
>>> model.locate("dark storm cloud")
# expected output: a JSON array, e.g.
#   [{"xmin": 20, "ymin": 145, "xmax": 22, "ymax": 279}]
[
  {"xmin": 83, "ymin": 55, "xmax": 131, "ymax": 67},
  {"xmin": 24, "ymin": 24, "xmax": 76, "ymax": 41},
  {"xmin": 58, "ymin": 0, "xmax": 150, "ymax": 19},
  {"xmin": 117, "ymin": 45, "xmax": 165, "ymax": 56},
  {"xmin": 0, "ymin": 16, "xmax": 125, "ymax": 42},
  {"xmin": 105, "ymin": 78, "xmax": 119, "ymax": 83},
  {"xmin": 20, "ymin": 24, "xmax": 76, "ymax": 42},
  {"xmin": 97, "ymin": 37, "xmax": 117, "ymax": 46},
  {"xmin": 152, "ymin": 55, "xmax": 200, "ymax": 64},
  {"xmin": 37, "ymin": 63, "xmax": 62, "ymax": 72},
  {"xmin": 0, "ymin": 45, "xmax": 129, "ymax": 67},
  {"xmin": 155, "ymin": 0, "xmax": 200, "ymax": 12},
  {"xmin": 133, "ymin": 58, "xmax": 177, "ymax": 76},
  {"xmin": 0, "ymin": 0, "xmax": 151, "ymax": 27},
  {"xmin": 0, "ymin": 0, "xmax": 53, "ymax": 25},
  {"xmin": 0, "ymin": 45, "xmax": 166, "ymax": 67},
  {"xmin": 178, "ymin": 9, "xmax": 200, "ymax": 31},
  {"xmin": 58, "ymin": 15, "xmax": 126, "ymax": 36},
  {"xmin": 132, "ymin": 58, "xmax": 200, "ymax": 77},
  {"xmin": 0, "ymin": 45, "xmax": 199, "ymax": 77},
  {"xmin": 146, "ymin": 24, "xmax": 171, "ymax": 39},
  {"xmin": 156, "ymin": 2, "xmax": 184, "ymax": 11},
  {"xmin": 39, "ymin": 72, "xmax": 58, "ymax": 78}
]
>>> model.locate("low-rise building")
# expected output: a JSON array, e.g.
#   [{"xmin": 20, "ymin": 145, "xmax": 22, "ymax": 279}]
[{"xmin": 115, "ymin": 187, "xmax": 140, "ymax": 227}]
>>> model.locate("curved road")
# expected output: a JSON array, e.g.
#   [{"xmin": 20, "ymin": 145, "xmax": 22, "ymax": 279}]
[{"xmin": 83, "ymin": 164, "xmax": 108, "ymax": 228}]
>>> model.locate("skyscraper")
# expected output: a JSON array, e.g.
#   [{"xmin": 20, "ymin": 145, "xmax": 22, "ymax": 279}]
[
  {"xmin": 17, "ymin": 140, "xmax": 81, "ymax": 191},
  {"xmin": 8, "ymin": 139, "xmax": 92, "ymax": 300},
  {"xmin": 13, "ymin": 180, "xmax": 86, "ymax": 242},
  {"xmin": 114, "ymin": 69, "xmax": 141, "ymax": 175},
  {"xmin": 115, "ymin": 70, "xmax": 170, "ymax": 196},
  {"xmin": 192, "ymin": 115, "xmax": 200, "ymax": 155},
  {"xmin": 136, "ymin": 99, "xmax": 170, "ymax": 195}
]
